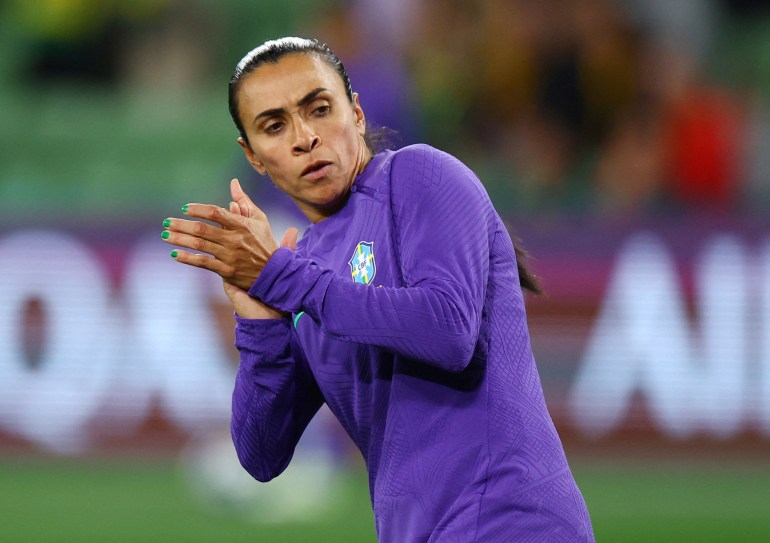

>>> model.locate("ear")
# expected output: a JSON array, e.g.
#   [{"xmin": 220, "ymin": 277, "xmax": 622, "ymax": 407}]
[
  {"xmin": 352, "ymin": 93, "xmax": 366, "ymax": 136},
  {"xmin": 237, "ymin": 136, "xmax": 267, "ymax": 175}
]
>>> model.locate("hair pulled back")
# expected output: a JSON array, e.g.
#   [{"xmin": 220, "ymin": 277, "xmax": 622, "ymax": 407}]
[
  {"xmin": 228, "ymin": 37, "xmax": 353, "ymax": 145},
  {"xmin": 228, "ymin": 38, "xmax": 541, "ymax": 294}
]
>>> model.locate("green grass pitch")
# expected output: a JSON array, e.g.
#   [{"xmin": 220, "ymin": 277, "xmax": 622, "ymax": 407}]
[{"xmin": 1, "ymin": 457, "xmax": 769, "ymax": 542}]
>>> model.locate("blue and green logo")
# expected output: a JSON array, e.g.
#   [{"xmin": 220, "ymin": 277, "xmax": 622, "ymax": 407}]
[{"xmin": 348, "ymin": 241, "xmax": 376, "ymax": 285}]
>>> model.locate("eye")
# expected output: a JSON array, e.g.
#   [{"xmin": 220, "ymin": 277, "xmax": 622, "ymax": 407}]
[
  {"xmin": 265, "ymin": 121, "xmax": 284, "ymax": 134},
  {"xmin": 312, "ymin": 104, "xmax": 331, "ymax": 117}
]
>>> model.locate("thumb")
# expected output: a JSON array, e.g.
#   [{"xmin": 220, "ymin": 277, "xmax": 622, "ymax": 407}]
[
  {"xmin": 230, "ymin": 178, "xmax": 260, "ymax": 218},
  {"xmin": 280, "ymin": 227, "xmax": 299, "ymax": 250}
]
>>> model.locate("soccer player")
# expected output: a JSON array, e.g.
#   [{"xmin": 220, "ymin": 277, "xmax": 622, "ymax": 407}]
[{"xmin": 162, "ymin": 37, "xmax": 594, "ymax": 542}]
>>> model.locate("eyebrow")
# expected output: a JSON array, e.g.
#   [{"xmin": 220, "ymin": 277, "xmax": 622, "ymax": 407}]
[{"xmin": 252, "ymin": 87, "xmax": 329, "ymax": 125}]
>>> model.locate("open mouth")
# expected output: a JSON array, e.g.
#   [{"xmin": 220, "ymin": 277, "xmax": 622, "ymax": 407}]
[{"xmin": 301, "ymin": 161, "xmax": 332, "ymax": 178}]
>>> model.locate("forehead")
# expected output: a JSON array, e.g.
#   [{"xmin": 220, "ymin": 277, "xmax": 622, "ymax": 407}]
[{"xmin": 238, "ymin": 54, "xmax": 346, "ymax": 112}]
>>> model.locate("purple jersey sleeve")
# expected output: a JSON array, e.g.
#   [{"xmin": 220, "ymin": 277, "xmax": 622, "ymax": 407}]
[
  {"xmin": 250, "ymin": 146, "xmax": 492, "ymax": 372},
  {"xmin": 231, "ymin": 315, "xmax": 323, "ymax": 482}
]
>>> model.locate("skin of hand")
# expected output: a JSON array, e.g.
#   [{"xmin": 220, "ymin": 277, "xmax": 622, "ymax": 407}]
[
  {"xmin": 223, "ymin": 195, "xmax": 298, "ymax": 319},
  {"xmin": 163, "ymin": 179, "xmax": 298, "ymax": 318}
]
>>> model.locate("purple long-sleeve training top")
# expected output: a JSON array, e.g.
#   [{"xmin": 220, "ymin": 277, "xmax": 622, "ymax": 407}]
[{"xmin": 231, "ymin": 144, "xmax": 594, "ymax": 542}]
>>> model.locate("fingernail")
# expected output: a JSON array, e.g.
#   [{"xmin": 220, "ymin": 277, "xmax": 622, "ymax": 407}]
[
  {"xmin": 181, "ymin": 204, "xmax": 189, "ymax": 214},
  {"xmin": 161, "ymin": 231, "xmax": 170, "ymax": 240},
  {"xmin": 163, "ymin": 219, "xmax": 171, "ymax": 228},
  {"xmin": 170, "ymin": 250, "xmax": 178, "ymax": 258}
]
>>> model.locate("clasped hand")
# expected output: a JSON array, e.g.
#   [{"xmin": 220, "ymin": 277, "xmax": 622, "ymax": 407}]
[{"xmin": 162, "ymin": 179, "xmax": 298, "ymax": 318}]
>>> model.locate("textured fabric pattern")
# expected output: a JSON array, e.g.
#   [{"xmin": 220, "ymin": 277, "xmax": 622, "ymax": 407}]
[{"xmin": 233, "ymin": 144, "xmax": 594, "ymax": 541}]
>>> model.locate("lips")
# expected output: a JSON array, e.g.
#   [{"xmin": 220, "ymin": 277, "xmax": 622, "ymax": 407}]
[{"xmin": 301, "ymin": 160, "xmax": 332, "ymax": 179}]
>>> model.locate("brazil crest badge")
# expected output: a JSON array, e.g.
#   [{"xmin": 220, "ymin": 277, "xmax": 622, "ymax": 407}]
[{"xmin": 348, "ymin": 241, "xmax": 376, "ymax": 285}]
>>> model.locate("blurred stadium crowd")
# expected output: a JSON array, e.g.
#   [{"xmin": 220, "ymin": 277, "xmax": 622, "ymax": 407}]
[
  {"xmin": 4, "ymin": 6, "xmax": 770, "ymax": 540},
  {"xmin": 4, "ymin": 0, "xmax": 770, "ymax": 217}
]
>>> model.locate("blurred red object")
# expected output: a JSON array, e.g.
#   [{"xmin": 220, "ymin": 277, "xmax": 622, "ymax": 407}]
[{"xmin": 665, "ymin": 89, "xmax": 744, "ymax": 212}]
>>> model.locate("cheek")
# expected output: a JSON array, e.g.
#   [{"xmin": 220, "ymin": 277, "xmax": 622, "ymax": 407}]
[
  {"xmin": 332, "ymin": 126, "xmax": 362, "ymax": 155},
  {"xmin": 253, "ymin": 144, "xmax": 286, "ymax": 173}
]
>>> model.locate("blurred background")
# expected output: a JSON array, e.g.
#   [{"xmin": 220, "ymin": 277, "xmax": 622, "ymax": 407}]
[{"xmin": 1, "ymin": 0, "xmax": 770, "ymax": 541}]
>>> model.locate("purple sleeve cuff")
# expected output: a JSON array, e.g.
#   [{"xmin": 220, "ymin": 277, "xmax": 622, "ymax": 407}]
[
  {"xmin": 247, "ymin": 247, "xmax": 333, "ymax": 318},
  {"xmin": 234, "ymin": 315, "xmax": 291, "ymax": 359},
  {"xmin": 248, "ymin": 247, "xmax": 294, "ymax": 300}
]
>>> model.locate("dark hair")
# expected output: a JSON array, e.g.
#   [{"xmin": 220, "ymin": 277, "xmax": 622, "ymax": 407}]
[
  {"xmin": 513, "ymin": 242, "xmax": 542, "ymax": 295},
  {"xmin": 228, "ymin": 37, "xmax": 354, "ymax": 145}
]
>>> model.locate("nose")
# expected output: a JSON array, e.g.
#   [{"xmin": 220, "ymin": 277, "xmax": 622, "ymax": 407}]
[{"xmin": 292, "ymin": 118, "xmax": 320, "ymax": 154}]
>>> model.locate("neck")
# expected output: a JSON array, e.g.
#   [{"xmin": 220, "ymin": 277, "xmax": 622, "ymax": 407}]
[{"xmin": 355, "ymin": 137, "xmax": 373, "ymax": 177}]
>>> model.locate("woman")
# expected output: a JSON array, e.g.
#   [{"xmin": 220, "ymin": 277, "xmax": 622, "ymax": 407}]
[{"xmin": 162, "ymin": 37, "xmax": 594, "ymax": 542}]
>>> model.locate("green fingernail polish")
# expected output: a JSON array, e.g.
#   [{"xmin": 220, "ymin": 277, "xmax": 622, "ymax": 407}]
[
  {"xmin": 181, "ymin": 204, "xmax": 189, "ymax": 214},
  {"xmin": 170, "ymin": 250, "xmax": 178, "ymax": 258},
  {"xmin": 163, "ymin": 219, "xmax": 171, "ymax": 228},
  {"xmin": 161, "ymin": 231, "xmax": 170, "ymax": 240}
]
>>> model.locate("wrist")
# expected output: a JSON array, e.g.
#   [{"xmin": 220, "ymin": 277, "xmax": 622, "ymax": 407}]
[{"xmin": 234, "ymin": 302, "xmax": 286, "ymax": 320}]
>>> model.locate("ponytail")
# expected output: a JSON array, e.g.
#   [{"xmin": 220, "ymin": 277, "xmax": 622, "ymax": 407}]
[{"xmin": 511, "ymin": 235, "xmax": 542, "ymax": 295}]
